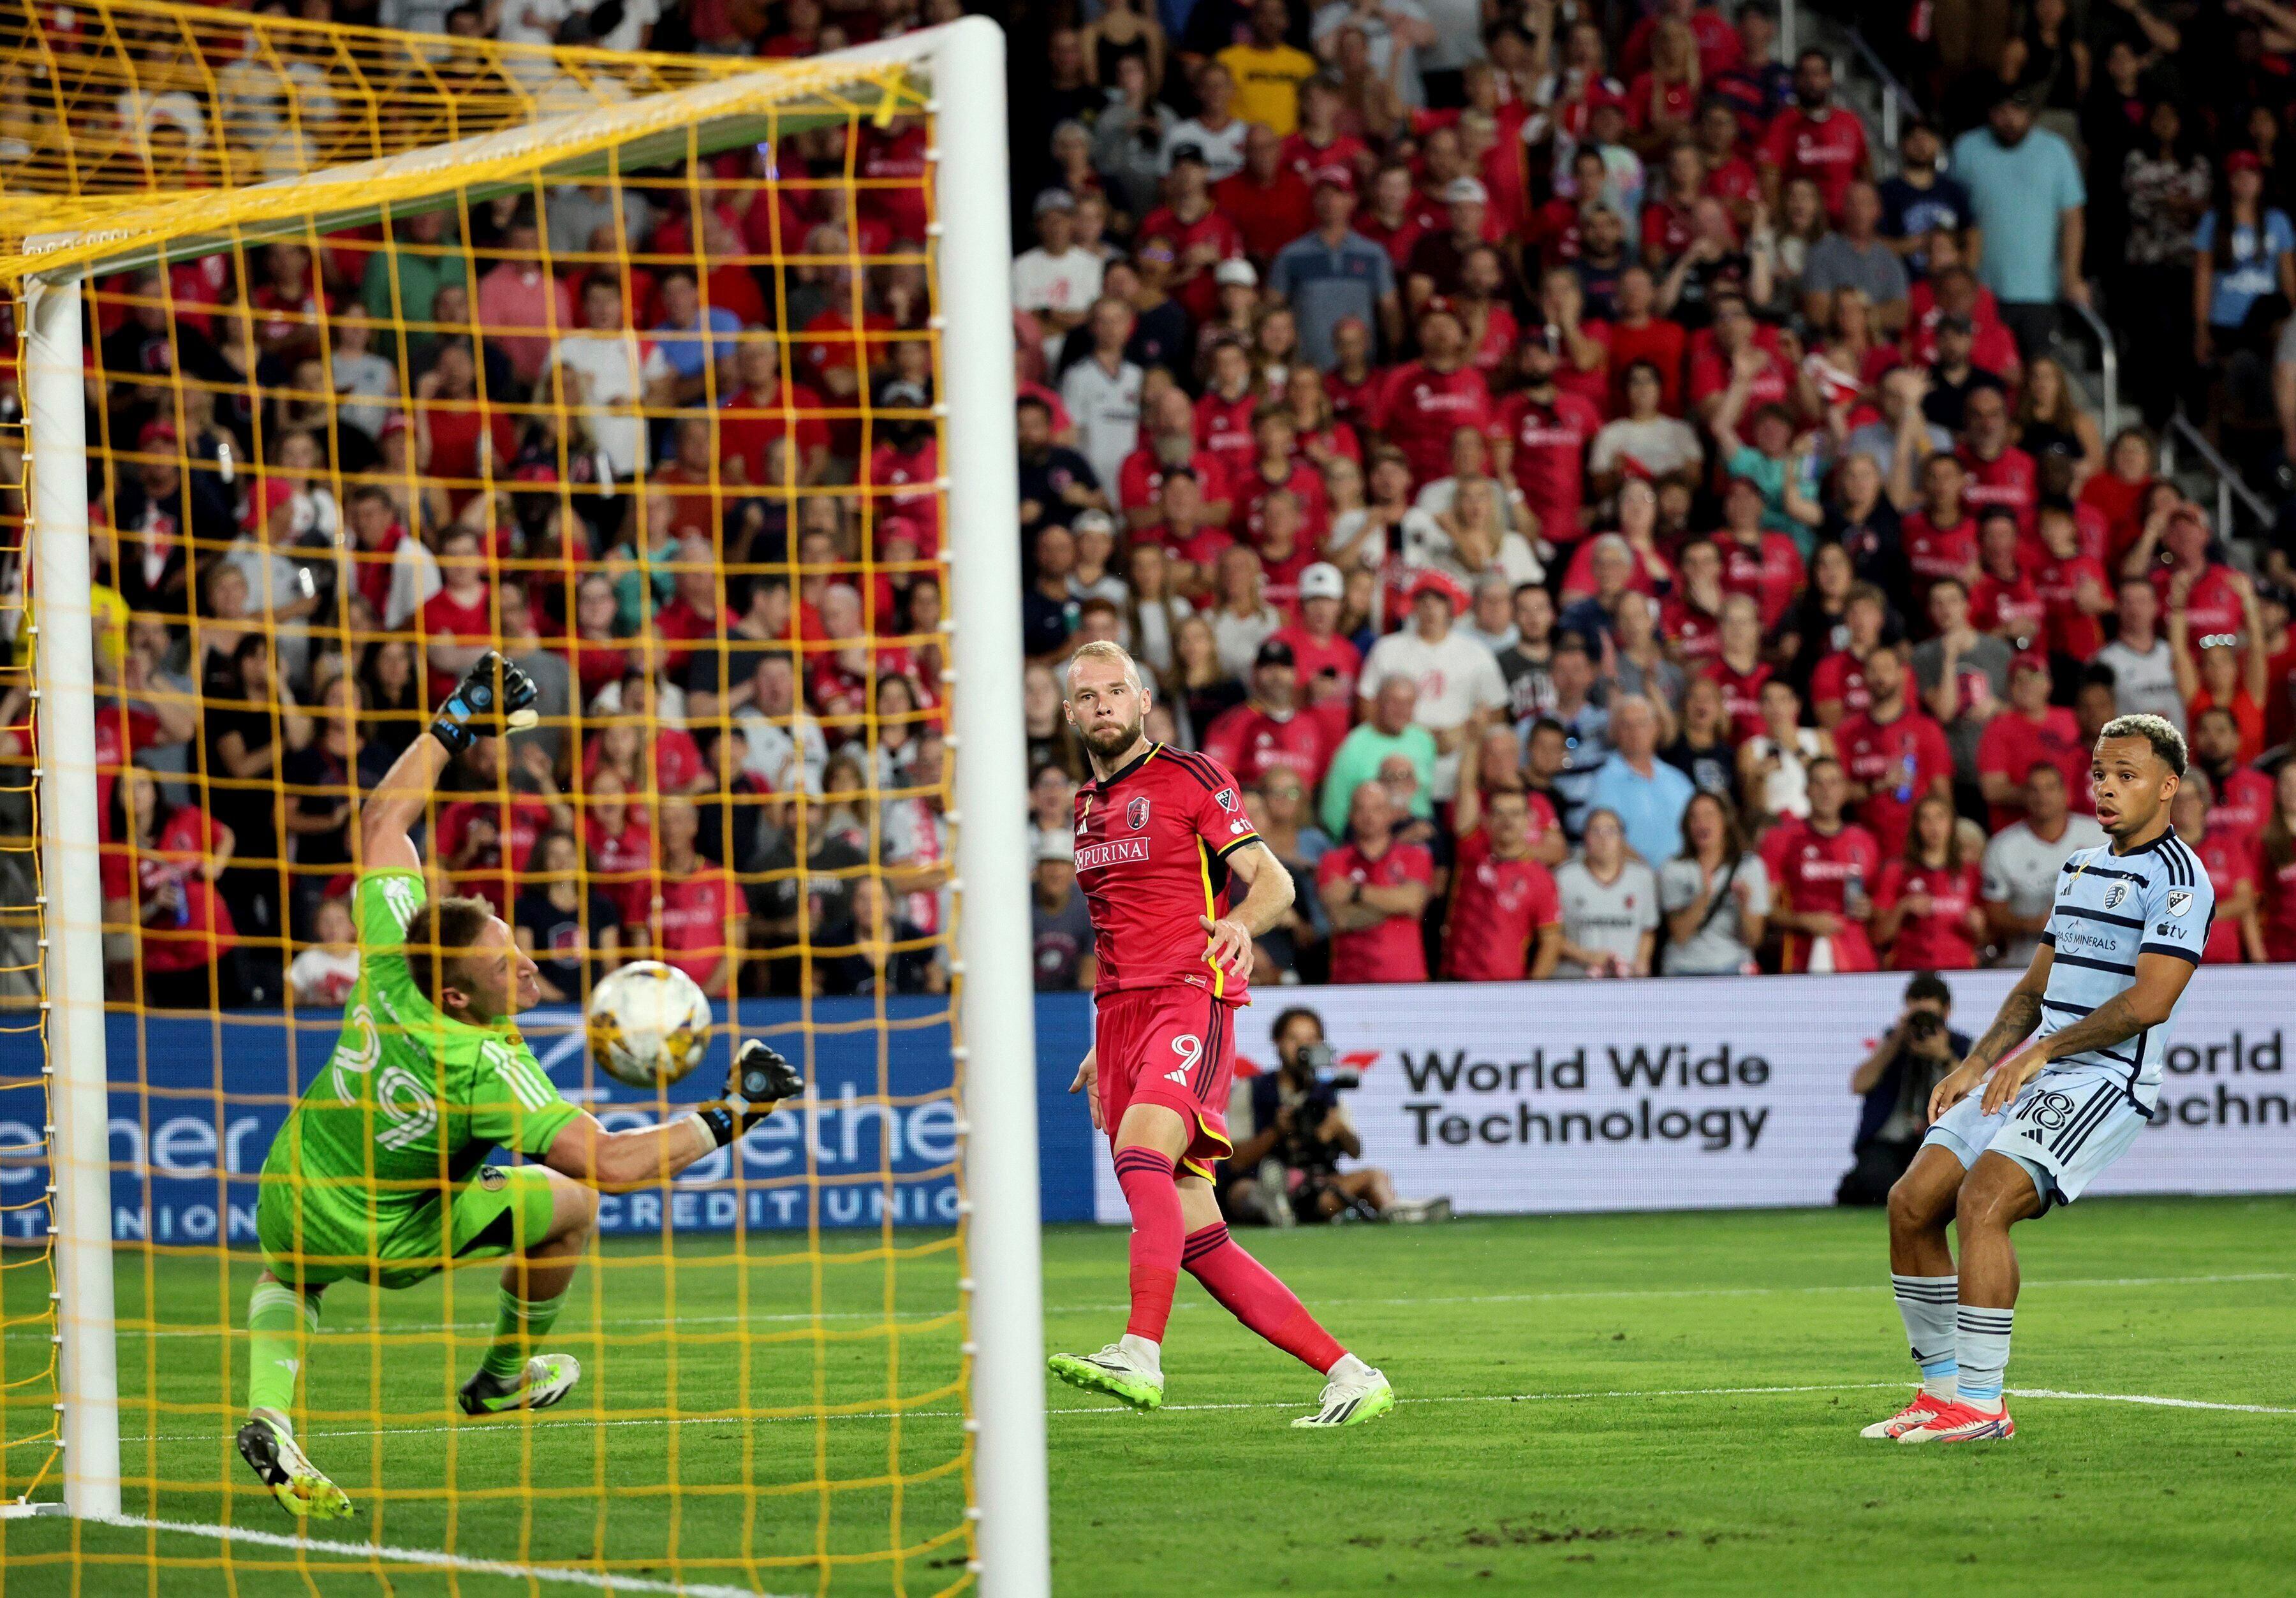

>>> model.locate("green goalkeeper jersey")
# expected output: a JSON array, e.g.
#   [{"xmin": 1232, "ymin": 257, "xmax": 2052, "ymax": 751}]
[{"xmin": 260, "ymin": 869, "xmax": 581, "ymax": 1244}]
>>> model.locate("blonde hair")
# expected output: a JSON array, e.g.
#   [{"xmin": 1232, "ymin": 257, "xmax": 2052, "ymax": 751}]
[{"xmin": 1063, "ymin": 638, "xmax": 1145, "ymax": 698}]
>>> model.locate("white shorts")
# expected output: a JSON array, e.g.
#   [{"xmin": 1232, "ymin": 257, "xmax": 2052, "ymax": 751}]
[{"xmin": 1921, "ymin": 1064, "xmax": 2151, "ymax": 1213}]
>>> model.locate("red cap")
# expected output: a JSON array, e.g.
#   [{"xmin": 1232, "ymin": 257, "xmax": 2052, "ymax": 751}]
[
  {"xmin": 379, "ymin": 411, "xmax": 411, "ymax": 439},
  {"xmin": 1583, "ymin": 82, "xmax": 1629, "ymax": 114},
  {"xmin": 138, "ymin": 418, "xmax": 177, "ymax": 448},
  {"xmin": 2228, "ymin": 149, "xmax": 2264, "ymax": 176},
  {"xmin": 2012, "ymin": 649, "xmax": 2050, "ymax": 676},
  {"xmin": 1408, "ymin": 568, "xmax": 1464, "ymax": 608},
  {"xmin": 1309, "ymin": 163, "xmax": 1356, "ymax": 194}
]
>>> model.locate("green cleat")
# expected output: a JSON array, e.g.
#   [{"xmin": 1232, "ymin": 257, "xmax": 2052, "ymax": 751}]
[
  {"xmin": 1292, "ymin": 1367, "xmax": 1394, "ymax": 1428},
  {"xmin": 1047, "ymin": 1343, "xmax": 1165, "ymax": 1411},
  {"xmin": 237, "ymin": 1411, "xmax": 354, "ymax": 1521},
  {"xmin": 458, "ymin": 1352, "xmax": 582, "ymax": 1417}
]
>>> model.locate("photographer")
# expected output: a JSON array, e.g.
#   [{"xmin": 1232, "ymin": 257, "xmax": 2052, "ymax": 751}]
[
  {"xmin": 1223, "ymin": 1007, "xmax": 1402, "ymax": 1226},
  {"xmin": 1836, "ymin": 972, "xmax": 1969, "ymax": 1206}
]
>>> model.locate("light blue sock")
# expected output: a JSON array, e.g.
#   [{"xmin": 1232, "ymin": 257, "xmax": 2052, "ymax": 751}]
[
  {"xmin": 1892, "ymin": 1274, "xmax": 1959, "ymax": 1397},
  {"xmin": 1955, "ymin": 1305, "xmax": 2013, "ymax": 1408}
]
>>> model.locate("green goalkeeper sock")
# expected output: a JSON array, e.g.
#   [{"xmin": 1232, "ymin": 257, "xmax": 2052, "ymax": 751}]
[
  {"xmin": 245, "ymin": 1281, "xmax": 320, "ymax": 1419},
  {"xmin": 480, "ymin": 1286, "xmax": 568, "ymax": 1382}
]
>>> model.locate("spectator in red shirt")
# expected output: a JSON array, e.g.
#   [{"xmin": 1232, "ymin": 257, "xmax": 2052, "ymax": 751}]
[
  {"xmin": 1832, "ymin": 641, "xmax": 1954, "ymax": 855},
  {"xmin": 637, "ymin": 796, "xmax": 742, "ymax": 997},
  {"xmin": 2138, "ymin": 504, "xmax": 2250, "ymax": 668},
  {"xmin": 1968, "ymin": 510, "xmax": 2045, "ymax": 650},
  {"xmin": 2170, "ymin": 588, "xmax": 2271, "ymax": 765},
  {"xmin": 1316, "ymin": 778, "xmax": 1434, "ymax": 983},
  {"xmin": 1195, "ymin": 338, "xmax": 1262, "ymax": 484},
  {"xmin": 1201, "ymin": 639, "xmax": 1333, "ymax": 791},
  {"xmin": 1441, "ymin": 786, "xmax": 1563, "ymax": 979},
  {"xmin": 1761, "ymin": 755, "xmax": 1883, "ymax": 972},
  {"xmin": 1714, "ymin": 476, "xmax": 1808, "ymax": 632},
  {"xmin": 1702, "ymin": 593, "xmax": 1772, "ymax": 742},
  {"xmin": 720, "ymin": 338, "xmax": 831, "ymax": 487},
  {"xmin": 1604, "ymin": 266, "xmax": 1687, "ymax": 414},
  {"xmin": 1138, "ymin": 146, "xmax": 1246, "ymax": 323},
  {"xmin": 1233, "ymin": 405, "xmax": 1329, "ymax": 543},
  {"xmin": 1873, "ymin": 792, "xmax": 1986, "ymax": 971},
  {"xmin": 1268, "ymin": 561, "xmax": 1362, "ymax": 747},
  {"xmin": 2265, "ymin": 765, "xmax": 2296, "ymax": 962},
  {"xmin": 1809, "ymin": 582, "xmax": 1888, "ymax": 729},
  {"xmin": 1900, "ymin": 450, "xmax": 1980, "ymax": 626},
  {"xmin": 2033, "ymin": 501, "xmax": 2114, "ymax": 663},
  {"xmin": 2189, "ymin": 705, "xmax": 2275, "ymax": 842},
  {"xmin": 1214, "ymin": 123, "xmax": 1316, "ymax": 265},
  {"xmin": 1493, "ymin": 332, "xmax": 1601, "ymax": 553},
  {"xmin": 420, "ymin": 527, "xmax": 495, "ymax": 685},
  {"xmin": 1141, "ymin": 468, "xmax": 1233, "ymax": 603},
  {"xmin": 1661, "ymin": 536, "xmax": 1728, "ymax": 664},
  {"xmin": 1975, "ymin": 652, "xmax": 2084, "ymax": 831},
  {"xmin": 1757, "ymin": 48, "xmax": 1871, "ymax": 219},
  {"xmin": 1122, "ymin": 383, "xmax": 1234, "ymax": 529},
  {"xmin": 2174, "ymin": 774, "xmax": 2267, "ymax": 964},
  {"xmin": 1374, "ymin": 305, "xmax": 1493, "ymax": 486},
  {"xmin": 1957, "ymin": 386, "xmax": 2037, "ymax": 533},
  {"xmin": 102, "ymin": 766, "xmax": 239, "ymax": 1009}
]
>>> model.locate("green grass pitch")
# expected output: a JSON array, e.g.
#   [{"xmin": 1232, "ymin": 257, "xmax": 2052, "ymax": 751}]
[{"xmin": 4, "ymin": 1197, "xmax": 2293, "ymax": 1595}]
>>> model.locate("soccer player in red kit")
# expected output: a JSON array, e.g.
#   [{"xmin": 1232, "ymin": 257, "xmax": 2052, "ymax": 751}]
[{"xmin": 1049, "ymin": 642, "xmax": 1394, "ymax": 1428}]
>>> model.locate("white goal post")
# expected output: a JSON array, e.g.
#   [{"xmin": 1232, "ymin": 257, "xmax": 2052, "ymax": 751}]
[{"xmin": 16, "ymin": 18, "xmax": 1051, "ymax": 1592}]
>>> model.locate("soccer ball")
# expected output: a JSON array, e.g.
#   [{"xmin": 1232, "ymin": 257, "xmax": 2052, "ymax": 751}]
[{"xmin": 587, "ymin": 961, "xmax": 713, "ymax": 1089}]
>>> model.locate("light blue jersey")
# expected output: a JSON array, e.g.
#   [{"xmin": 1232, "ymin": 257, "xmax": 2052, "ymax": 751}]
[{"xmin": 2035, "ymin": 833, "xmax": 2214, "ymax": 1111}]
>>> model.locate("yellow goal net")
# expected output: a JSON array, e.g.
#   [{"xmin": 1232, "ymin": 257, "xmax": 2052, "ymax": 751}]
[{"xmin": 0, "ymin": 6, "xmax": 1044, "ymax": 1593}]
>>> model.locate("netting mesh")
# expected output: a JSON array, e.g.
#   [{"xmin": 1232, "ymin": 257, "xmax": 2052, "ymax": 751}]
[{"xmin": 0, "ymin": 11, "xmax": 982, "ymax": 1593}]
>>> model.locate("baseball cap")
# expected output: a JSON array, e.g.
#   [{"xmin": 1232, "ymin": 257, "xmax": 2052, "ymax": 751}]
[
  {"xmin": 1168, "ymin": 142, "xmax": 1209, "ymax": 167},
  {"xmin": 1072, "ymin": 508, "xmax": 1116, "ymax": 538},
  {"xmin": 1214, "ymin": 258, "xmax": 1259, "ymax": 289},
  {"xmin": 1298, "ymin": 561, "xmax": 1345, "ymax": 602},
  {"xmin": 1034, "ymin": 830, "xmax": 1076, "ymax": 866},
  {"xmin": 2011, "ymin": 650, "xmax": 2050, "ymax": 676},
  {"xmin": 1033, "ymin": 187, "xmax": 1078, "ymax": 215},
  {"xmin": 1255, "ymin": 638, "xmax": 1297, "ymax": 670},
  {"xmin": 1443, "ymin": 176, "xmax": 1489, "ymax": 206},
  {"xmin": 2228, "ymin": 149, "xmax": 2264, "ymax": 176},
  {"xmin": 1309, "ymin": 163, "xmax": 1356, "ymax": 194},
  {"xmin": 1408, "ymin": 568, "xmax": 1464, "ymax": 608}
]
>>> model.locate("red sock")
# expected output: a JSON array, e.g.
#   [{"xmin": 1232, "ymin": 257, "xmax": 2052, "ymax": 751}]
[
  {"xmin": 1111, "ymin": 1147, "xmax": 1182, "ymax": 1342},
  {"xmin": 1181, "ymin": 1222, "xmax": 1346, "ymax": 1374}
]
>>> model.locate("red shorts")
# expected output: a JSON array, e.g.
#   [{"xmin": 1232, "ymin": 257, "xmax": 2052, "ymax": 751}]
[{"xmin": 1094, "ymin": 986, "xmax": 1238, "ymax": 1180}]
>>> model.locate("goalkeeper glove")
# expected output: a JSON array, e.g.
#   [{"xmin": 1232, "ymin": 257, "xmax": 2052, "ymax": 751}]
[
  {"xmin": 693, "ymin": 1040, "xmax": 806, "ymax": 1148},
  {"xmin": 430, "ymin": 650, "xmax": 540, "ymax": 756}
]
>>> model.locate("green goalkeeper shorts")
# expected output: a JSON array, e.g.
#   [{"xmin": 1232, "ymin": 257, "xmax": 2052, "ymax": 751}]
[{"xmin": 256, "ymin": 1164, "xmax": 561, "ymax": 1292}]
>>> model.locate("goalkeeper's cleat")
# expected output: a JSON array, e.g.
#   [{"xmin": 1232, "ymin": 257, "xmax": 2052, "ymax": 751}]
[
  {"xmin": 1292, "ymin": 1367, "xmax": 1395, "ymax": 1428},
  {"xmin": 1860, "ymin": 1389, "xmax": 1952, "ymax": 1439},
  {"xmin": 237, "ymin": 1411, "xmax": 353, "ymax": 1521},
  {"xmin": 1047, "ymin": 1343, "xmax": 1165, "ymax": 1411},
  {"xmin": 458, "ymin": 1352, "xmax": 583, "ymax": 1417},
  {"xmin": 1897, "ymin": 1399, "xmax": 2015, "ymax": 1444}
]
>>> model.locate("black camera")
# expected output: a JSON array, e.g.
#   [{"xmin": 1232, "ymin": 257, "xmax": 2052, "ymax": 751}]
[
  {"xmin": 1295, "ymin": 1041, "xmax": 1361, "ymax": 1092},
  {"xmin": 1904, "ymin": 1011, "xmax": 1943, "ymax": 1043}
]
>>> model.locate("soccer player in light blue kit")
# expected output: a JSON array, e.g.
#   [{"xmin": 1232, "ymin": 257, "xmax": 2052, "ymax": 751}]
[{"xmin": 1866, "ymin": 714, "xmax": 2211, "ymax": 1444}]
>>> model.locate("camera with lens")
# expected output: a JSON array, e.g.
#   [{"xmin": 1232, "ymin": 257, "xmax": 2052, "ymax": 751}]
[
  {"xmin": 1904, "ymin": 1011, "xmax": 1943, "ymax": 1043},
  {"xmin": 1293, "ymin": 1041, "xmax": 1362, "ymax": 1092}
]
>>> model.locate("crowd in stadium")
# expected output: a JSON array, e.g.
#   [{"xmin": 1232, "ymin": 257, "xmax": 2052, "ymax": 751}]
[{"xmin": 30, "ymin": 0, "xmax": 2296, "ymax": 1010}]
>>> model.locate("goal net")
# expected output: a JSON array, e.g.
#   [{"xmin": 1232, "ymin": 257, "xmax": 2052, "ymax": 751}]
[{"xmin": 0, "ymin": 8, "xmax": 1045, "ymax": 1594}]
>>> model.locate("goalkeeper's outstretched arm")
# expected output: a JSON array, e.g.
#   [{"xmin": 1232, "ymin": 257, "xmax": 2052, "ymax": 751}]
[
  {"xmin": 541, "ymin": 1041, "xmax": 807, "ymax": 1189},
  {"xmin": 359, "ymin": 650, "xmax": 541, "ymax": 874}
]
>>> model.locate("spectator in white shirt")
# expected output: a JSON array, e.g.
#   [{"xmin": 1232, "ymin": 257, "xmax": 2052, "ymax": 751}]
[
  {"xmin": 1356, "ymin": 568, "xmax": 1508, "ymax": 798},
  {"xmin": 1057, "ymin": 297, "xmax": 1146, "ymax": 493},
  {"xmin": 1164, "ymin": 61, "xmax": 1250, "ymax": 180},
  {"xmin": 545, "ymin": 274, "xmax": 673, "ymax": 478},
  {"xmin": 1980, "ymin": 763, "xmax": 2107, "ymax": 967},
  {"xmin": 1012, "ymin": 189, "xmax": 1107, "ymax": 362}
]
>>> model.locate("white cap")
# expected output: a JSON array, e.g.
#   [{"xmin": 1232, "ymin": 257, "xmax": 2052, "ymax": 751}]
[
  {"xmin": 1213, "ymin": 258, "xmax": 1259, "ymax": 288},
  {"xmin": 1297, "ymin": 561, "xmax": 1345, "ymax": 602},
  {"xmin": 1034, "ymin": 830, "xmax": 1076, "ymax": 865},
  {"xmin": 1072, "ymin": 508, "xmax": 1116, "ymax": 537},
  {"xmin": 1443, "ymin": 176, "xmax": 1490, "ymax": 206}
]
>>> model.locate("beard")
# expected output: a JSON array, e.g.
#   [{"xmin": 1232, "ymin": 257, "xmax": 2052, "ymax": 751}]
[{"xmin": 1081, "ymin": 712, "xmax": 1145, "ymax": 762}]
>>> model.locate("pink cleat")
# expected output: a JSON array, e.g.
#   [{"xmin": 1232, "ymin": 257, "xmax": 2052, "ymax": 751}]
[
  {"xmin": 1897, "ymin": 1400, "xmax": 2015, "ymax": 1444},
  {"xmin": 1858, "ymin": 1389, "xmax": 1951, "ymax": 1439}
]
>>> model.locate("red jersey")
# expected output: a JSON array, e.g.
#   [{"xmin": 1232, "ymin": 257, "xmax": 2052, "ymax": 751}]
[
  {"xmin": 2153, "ymin": 564, "xmax": 2247, "ymax": 659},
  {"xmin": 1901, "ymin": 512, "xmax": 1978, "ymax": 614},
  {"xmin": 1809, "ymin": 649, "xmax": 1871, "ymax": 721},
  {"xmin": 1118, "ymin": 446, "xmax": 1230, "ymax": 516},
  {"xmin": 1975, "ymin": 707, "xmax": 2085, "ymax": 833},
  {"xmin": 585, "ymin": 812, "xmax": 656, "ymax": 924},
  {"xmin": 1689, "ymin": 342, "xmax": 1790, "ymax": 415},
  {"xmin": 1138, "ymin": 204, "xmax": 1247, "ymax": 321},
  {"xmin": 1661, "ymin": 596, "xmax": 1724, "ymax": 664},
  {"xmin": 1969, "ymin": 569, "xmax": 2046, "ymax": 648},
  {"xmin": 2195, "ymin": 829, "xmax": 2258, "ymax": 964},
  {"xmin": 1325, "ymin": 366, "xmax": 1384, "ymax": 435},
  {"xmin": 1073, "ymin": 743, "xmax": 1263, "ymax": 1005},
  {"xmin": 1279, "ymin": 131, "xmax": 1370, "ymax": 184},
  {"xmin": 1705, "ymin": 154, "xmax": 1763, "ymax": 212},
  {"xmin": 1232, "ymin": 459, "xmax": 1329, "ymax": 544},
  {"xmin": 99, "ymin": 809, "xmax": 236, "ymax": 974},
  {"xmin": 2035, "ymin": 552, "xmax": 2109, "ymax": 660},
  {"xmin": 435, "ymin": 795, "xmax": 554, "ymax": 914},
  {"xmin": 1497, "ymin": 390, "xmax": 1601, "ymax": 548},
  {"xmin": 1212, "ymin": 170, "xmax": 1315, "ymax": 263},
  {"xmin": 1353, "ymin": 211, "xmax": 1424, "ymax": 272},
  {"xmin": 1318, "ymin": 837, "xmax": 1434, "ymax": 984},
  {"xmin": 1607, "ymin": 316, "xmax": 1688, "ymax": 414},
  {"xmin": 1640, "ymin": 196, "xmax": 1698, "ymax": 264},
  {"xmin": 1195, "ymin": 386, "xmax": 1260, "ymax": 483},
  {"xmin": 92, "ymin": 699, "xmax": 162, "ymax": 828},
  {"xmin": 649, "ymin": 861, "xmax": 740, "ymax": 986},
  {"xmin": 857, "ymin": 122, "xmax": 931, "ymax": 243},
  {"xmin": 1374, "ymin": 361, "xmax": 1492, "ymax": 485},
  {"xmin": 1959, "ymin": 444, "xmax": 2038, "ymax": 532},
  {"xmin": 2267, "ymin": 849, "xmax": 2296, "ymax": 963},
  {"xmin": 1756, "ymin": 106, "xmax": 1871, "ymax": 216},
  {"xmin": 1702, "ymin": 657, "xmax": 1772, "ymax": 743},
  {"xmin": 1834, "ymin": 706, "xmax": 1954, "ymax": 856},
  {"xmin": 1718, "ymin": 531, "xmax": 1807, "ymax": 633},
  {"xmin": 1876, "ymin": 857, "xmax": 1983, "ymax": 971},
  {"xmin": 1268, "ymin": 624, "xmax": 1362, "ymax": 748},
  {"xmin": 2205, "ymin": 765, "xmax": 2276, "ymax": 844},
  {"xmin": 1198, "ymin": 702, "xmax": 1332, "ymax": 791},
  {"xmin": 1760, "ymin": 817, "xmax": 1881, "ymax": 973},
  {"xmin": 719, "ymin": 379, "xmax": 830, "ymax": 483},
  {"xmin": 1441, "ymin": 827, "xmax": 1560, "ymax": 981},
  {"xmin": 422, "ymin": 585, "xmax": 494, "ymax": 641}
]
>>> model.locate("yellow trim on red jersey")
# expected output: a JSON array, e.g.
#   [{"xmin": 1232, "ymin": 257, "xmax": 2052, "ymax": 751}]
[{"xmin": 1196, "ymin": 837, "xmax": 1226, "ymax": 1001}]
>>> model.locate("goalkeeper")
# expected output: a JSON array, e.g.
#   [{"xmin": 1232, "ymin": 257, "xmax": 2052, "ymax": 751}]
[{"xmin": 237, "ymin": 654, "xmax": 804, "ymax": 1521}]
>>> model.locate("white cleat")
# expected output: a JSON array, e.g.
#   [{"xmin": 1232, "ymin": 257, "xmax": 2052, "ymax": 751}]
[
  {"xmin": 1292, "ymin": 1367, "xmax": 1395, "ymax": 1428},
  {"xmin": 1860, "ymin": 1389, "xmax": 1952, "ymax": 1439}
]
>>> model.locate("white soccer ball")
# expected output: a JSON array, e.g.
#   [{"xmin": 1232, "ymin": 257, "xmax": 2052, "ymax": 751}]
[{"xmin": 586, "ymin": 961, "xmax": 713, "ymax": 1089}]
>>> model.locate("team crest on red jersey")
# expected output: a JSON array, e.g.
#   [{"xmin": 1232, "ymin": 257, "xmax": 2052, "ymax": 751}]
[
  {"xmin": 1128, "ymin": 796, "xmax": 1152, "ymax": 831},
  {"xmin": 1213, "ymin": 788, "xmax": 1237, "ymax": 811}
]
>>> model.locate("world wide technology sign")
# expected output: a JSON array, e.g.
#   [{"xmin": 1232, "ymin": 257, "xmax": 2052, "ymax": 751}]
[{"xmin": 1091, "ymin": 968, "xmax": 2296, "ymax": 1220}]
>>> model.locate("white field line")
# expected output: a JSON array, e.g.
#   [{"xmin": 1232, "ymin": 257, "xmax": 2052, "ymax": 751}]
[
  {"xmin": 18, "ymin": 1269, "xmax": 2293, "ymax": 1344},
  {"xmin": 87, "ymin": 1514, "xmax": 795, "ymax": 1598},
  {"xmin": 121, "ymin": 1378, "xmax": 2296, "ymax": 1448}
]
